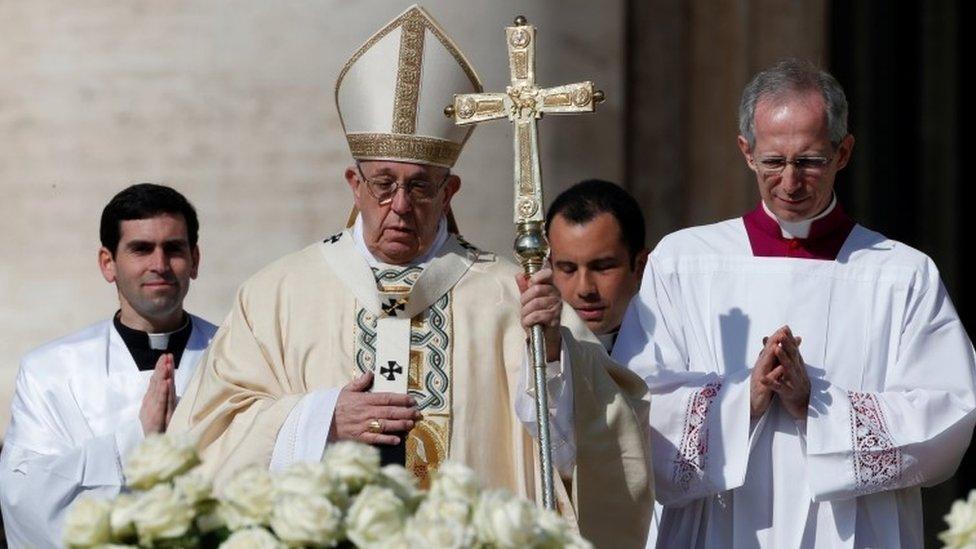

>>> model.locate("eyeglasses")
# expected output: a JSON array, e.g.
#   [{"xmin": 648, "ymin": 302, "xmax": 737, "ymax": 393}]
[
  {"xmin": 356, "ymin": 163, "xmax": 450, "ymax": 204},
  {"xmin": 755, "ymin": 154, "xmax": 834, "ymax": 176}
]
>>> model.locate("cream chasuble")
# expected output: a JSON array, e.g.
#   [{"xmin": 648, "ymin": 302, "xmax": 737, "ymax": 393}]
[{"xmin": 170, "ymin": 230, "xmax": 654, "ymax": 547}]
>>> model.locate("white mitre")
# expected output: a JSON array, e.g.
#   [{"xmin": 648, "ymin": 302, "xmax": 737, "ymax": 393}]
[{"xmin": 335, "ymin": 4, "xmax": 483, "ymax": 168}]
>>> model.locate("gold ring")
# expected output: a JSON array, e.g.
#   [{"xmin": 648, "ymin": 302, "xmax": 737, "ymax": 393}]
[{"xmin": 368, "ymin": 419, "xmax": 382, "ymax": 434}]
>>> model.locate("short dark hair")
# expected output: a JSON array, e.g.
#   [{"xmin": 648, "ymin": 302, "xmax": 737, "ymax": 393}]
[
  {"xmin": 100, "ymin": 183, "xmax": 199, "ymax": 255},
  {"xmin": 545, "ymin": 179, "xmax": 646, "ymax": 268}
]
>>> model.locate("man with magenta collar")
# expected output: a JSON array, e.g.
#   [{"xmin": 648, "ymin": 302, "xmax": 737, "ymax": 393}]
[{"xmin": 614, "ymin": 59, "xmax": 976, "ymax": 548}]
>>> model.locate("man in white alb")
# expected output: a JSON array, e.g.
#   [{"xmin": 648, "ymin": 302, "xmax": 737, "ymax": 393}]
[
  {"xmin": 613, "ymin": 59, "xmax": 976, "ymax": 547},
  {"xmin": 546, "ymin": 179, "xmax": 648, "ymax": 353},
  {"xmin": 0, "ymin": 184, "xmax": 218, "ymax": 548}
]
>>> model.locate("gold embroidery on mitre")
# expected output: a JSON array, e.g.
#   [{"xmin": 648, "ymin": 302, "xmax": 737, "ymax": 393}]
[
  {"xmin": 347, "ymin": 133, "xmax": 462, "ymax": 168},
  {"xmin": 334, "ymin": 6, "xmax": 484, "ymax": 165},
  {"xmin": 392, "ymin": 11, "xmax": 425, "ymax": 135},
  {"xmin": 337, "ymin": 8, "xmax": 480, "ymax": 92}
]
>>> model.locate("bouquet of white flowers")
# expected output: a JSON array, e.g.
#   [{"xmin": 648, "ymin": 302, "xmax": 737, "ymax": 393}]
[
  {"xmin": 64, "ymin": 434, "xmax": 591, "ymax": 548},
  {"xmin": 941, "ymin": 490, "xmax": 976, "ymax": 549}
]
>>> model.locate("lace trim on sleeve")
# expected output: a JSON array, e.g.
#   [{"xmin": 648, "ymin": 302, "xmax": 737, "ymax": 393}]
[
  {"xmin": 848, "ymin": 391, "xmax": 902, "ymax": 488},
  {"xmin": 673, "ymin": 382, "xmax": 722, "ymax": 491}
]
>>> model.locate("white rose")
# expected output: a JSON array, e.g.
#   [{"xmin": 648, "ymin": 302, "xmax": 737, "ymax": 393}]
[
  {"xmin": 322, "ymin": 441, "xmax": 380, "ymax": 493},
  {"xmin": 378, "ymin": 464, "xmax": 422, "ymax": 509},
  {"xmin": 535, "ymin": 508, "xmax": 593, "ymax": 549},
  {"xmin": 63, "ymin": 497, "xmax": 111, "ymax": 547},
  {"xmin": 196, "ymin": 511, "xmax": 226, "ymax": 534},
  {"xmin": 131, "ymin": 484, "xmax": 195, "ymax": 545},
  {"xmin": 472, "ymin": 489, "xmax": 540, "ymax": 548},
  {"xmin": 218, "ymin": 466, "xmax": 274, "ymax": 529},
  {"xmin": 108, "ymin": 493, "xmax": 140, "ymax": 541},
  {"xmin": 219, "ymin": 527, "xmax": 286, "ymax": 549},
  {"xmin": 270, "ymin": 493, "xmax": 343, "ymax": 547},
  {"xmin": 428, "ymin": 461, "xmax": 481, "ymax": 503},
  {"xmin": 414, "ymin": 496, "xmax": 472, "ymax": 525},
  {"xmin": 174, "ymin": 469, "xmax": 214, "ymax": 508},
  {"xmin": 941, "ymin": 491, "xmax": 976, "ymax": 549},
  {"xmin": 124, "ymin": 434, "xmax": 199, "ymax": 490},
  {"xmin": 274, "ymin": 461, "xmax": 349, "ymax": 508},
  {"xmin": 366, "ymin": 532, "xmax": 411, "ymax": 549},
  {"xmin": 345, "ymin": 486, "xmax": 407, "ymax": 548},
  {"xmin": 405, "ymin": 516, "xmax": 473, "ymax": 549}
]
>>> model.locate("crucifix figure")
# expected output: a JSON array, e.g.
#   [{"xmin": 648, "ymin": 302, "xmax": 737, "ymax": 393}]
[{"xmin": 445, "ymin": 15, "xmax": 605, "ymax": 510}]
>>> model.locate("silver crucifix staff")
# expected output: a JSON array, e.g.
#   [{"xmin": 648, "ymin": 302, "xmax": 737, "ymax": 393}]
[{"xmin": 445, "ymin": 15, "xmax": 605, "ymax": 510}]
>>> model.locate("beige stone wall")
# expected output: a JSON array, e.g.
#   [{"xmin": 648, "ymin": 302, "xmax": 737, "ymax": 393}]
[{"xmin": 0, "ymin": 1, "xmax": 624, "ymax": 436}]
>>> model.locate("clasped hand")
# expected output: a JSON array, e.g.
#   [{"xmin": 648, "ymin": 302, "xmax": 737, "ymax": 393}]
[
  {"xmin": 516, "ymin": 267, "xmax": 562, "ymax": 362},
  {"xmin": 331, "ymin": 372, "xmax": 422, "ymax": 446},
  {"xmin": 750, "ymin": 325, "xmax": 811, "ymax": 420},
  {"xmin": 140, "ymin": 353, "xmax": 176, "ymax": 435},
  {"xmin": 330, "ymin": 267, "xmax": 563, "ymax": 445}
]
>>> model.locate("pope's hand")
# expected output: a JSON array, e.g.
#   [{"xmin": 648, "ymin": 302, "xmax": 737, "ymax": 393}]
[
  {"xmin": 760, "ymin": 326, "xmax": 810, "ymax": 420},
  {"xmin": 516, "ymin": 267, "xmax": 562, "ymax": 362},
  {"xmin": 140, "ymin": 353, "xmax": 176, "ymax": 435},
  {"xmin": 330, "ymin": 372, "xmax": 422, "ymax": 446}
]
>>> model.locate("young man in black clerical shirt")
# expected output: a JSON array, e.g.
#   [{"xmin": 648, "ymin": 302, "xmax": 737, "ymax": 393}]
[
  {"xmin": 546, "ymin": 179, "xmax": 649, "ymax": 353},
  {"xmin": 0, "ymin": 183, "xmax": 218, "ymax": 549}
]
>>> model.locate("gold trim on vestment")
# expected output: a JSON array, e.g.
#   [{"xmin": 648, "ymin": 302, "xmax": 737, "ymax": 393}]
[{"xmin": 347, "ymin": 133, "xmax": 462, "ymax": 168}]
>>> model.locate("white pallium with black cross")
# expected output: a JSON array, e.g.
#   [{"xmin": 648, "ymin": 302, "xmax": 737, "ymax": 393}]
[
  {"xmin": 373, "ymin": 291, "xmax": 411, "ymax": 393},
  {"xmin": 319, "ymin": 230, "xmax": 473, "ymax": 397}
]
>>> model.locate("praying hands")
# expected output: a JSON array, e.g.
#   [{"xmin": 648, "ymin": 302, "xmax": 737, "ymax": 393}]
[{"xmin": 750, "ymin": 326, "xmax": 811, "ymax": 420}]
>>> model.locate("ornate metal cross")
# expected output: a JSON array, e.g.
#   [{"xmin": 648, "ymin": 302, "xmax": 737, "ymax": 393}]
[{"xmin": 445, "ymin": 15, "xmax": 605, "ymax": 510}]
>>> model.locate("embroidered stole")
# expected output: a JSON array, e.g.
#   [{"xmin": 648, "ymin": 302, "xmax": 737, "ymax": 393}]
[{"xmin": 320, "ymin": 230, "xmax": 475, "ymax": 486}]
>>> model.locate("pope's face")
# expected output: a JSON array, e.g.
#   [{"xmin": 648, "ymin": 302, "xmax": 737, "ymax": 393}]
[
  {"xmin": 346, "ymin": 160, "xmax": 460, "ymax": 265},
  {"xmin": 738, "ymin": 91, "xmax": 854, "ymax": 222},
  {"xmin": 549, "ymin": 212, "xmax": 647, "ymax": 335},
  {"xmin": 98, "ymin": 213, "xmax": 199, "ymax": 330}
]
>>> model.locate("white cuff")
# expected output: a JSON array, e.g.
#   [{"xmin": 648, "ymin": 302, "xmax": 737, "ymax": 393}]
[
  {"xmin": 116, "ymin": 418, "xmax": 145, "ymax": 464},
  {"xmin": 270, "ymin": 388, "xmax": 341, "ymax": 471},
  {"xmin": 515, "ymin": 340, "xmax": 576, "ymax": 475}
]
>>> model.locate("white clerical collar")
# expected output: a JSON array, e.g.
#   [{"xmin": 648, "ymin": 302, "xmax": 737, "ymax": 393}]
[
  {"xmin": 351, "ymin": 215, "xmax": 449, "ymax": 268},
  {"xmin": 147, "ymin": 316, "xmax": 191, "ymax": 350},
  {"xmin": 761, "ymin": 194, "xmax": 837, "ymax": 239}
]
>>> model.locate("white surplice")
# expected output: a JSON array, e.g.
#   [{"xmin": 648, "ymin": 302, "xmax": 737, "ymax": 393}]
[
  {"xmin": 613, "ymin": 216, "xmax": 976, "ymax": 548},
  {"xmin": 0, "ymin": 315, "xmax": 217, "ymax": 549}
]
